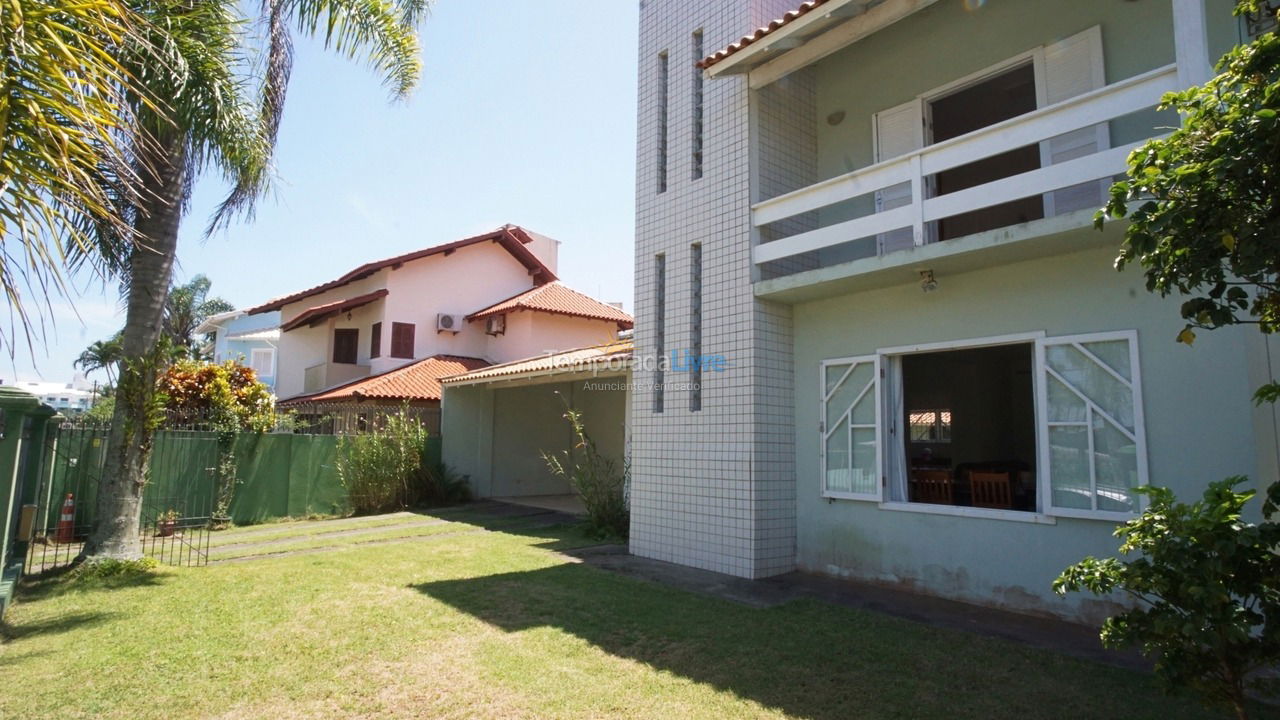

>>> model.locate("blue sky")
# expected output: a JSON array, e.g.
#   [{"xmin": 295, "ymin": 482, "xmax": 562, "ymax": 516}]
[{"xmin": 6, "ymin": 0, "xmax": 639, "ymax": 384}]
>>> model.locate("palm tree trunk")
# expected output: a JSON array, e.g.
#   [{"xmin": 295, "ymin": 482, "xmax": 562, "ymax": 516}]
[{"xmin": 82, "ymin": 134, "xmax": 186, "ymax": 561}]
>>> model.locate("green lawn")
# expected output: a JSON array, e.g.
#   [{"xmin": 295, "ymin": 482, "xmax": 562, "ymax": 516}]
[{"xmin": 0, "ymin": 508, "xmax": 1234, "ymax": 719}]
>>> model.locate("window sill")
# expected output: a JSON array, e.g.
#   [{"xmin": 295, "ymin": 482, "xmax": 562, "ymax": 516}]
[{"xmin": 877, "ymin": 501, "xmax": 1057, "ymax": 525}]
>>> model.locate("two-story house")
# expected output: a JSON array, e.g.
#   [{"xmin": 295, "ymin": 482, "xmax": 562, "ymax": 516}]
[
  {"xmin": 632, "ymin": 0, "xmax": 1279, "ymax": 621},
  {"xmin": 195, "ymin": 310, "xmax": 282, "ymax": 393},
  {"xmin": 247, "ymin": 225, "xmax": 632, "ymax": 431}
]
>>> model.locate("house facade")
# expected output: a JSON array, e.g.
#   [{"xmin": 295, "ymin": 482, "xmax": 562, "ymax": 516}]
[
  {"xmin": 196, "ymin": 310, "xmax": 282, "ymax": 393},
  {"xmin": 632, "ymin": 0, "xmax": 1280, "ymax": 621},
  {"xmin": 249, "ymin": 225, "xmax": 632, "ymax": 429}
]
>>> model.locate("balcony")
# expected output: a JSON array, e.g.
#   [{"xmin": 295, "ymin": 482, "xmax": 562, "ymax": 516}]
[
  {"xmin": 303, "ymin": 362, "xmax": 370, "ymax": 394},
  {"xmin": 752, "ymin": 63, "xmax": 1181, "ymax": 300}
]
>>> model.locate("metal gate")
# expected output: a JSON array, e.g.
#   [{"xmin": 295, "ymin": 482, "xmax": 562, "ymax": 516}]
[{"xmin": 25, "ymin": 422, "xmax": 215, "ymax": 572}]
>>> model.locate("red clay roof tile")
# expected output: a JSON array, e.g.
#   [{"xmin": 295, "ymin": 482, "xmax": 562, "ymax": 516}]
[
  {"xmin": 698, "ymin": 0, "xmax": 832, "ymax": 69},
  {"xmin": 279, "ymin": 290, "xmax": 389, "ymax": 332},
  {"xmin": 279, "ymin": 354, "xmax": 491, "ymax": 405},
  {"xmin": 466, "ymin": 282, "xmax": 633, "ymax": 329}
]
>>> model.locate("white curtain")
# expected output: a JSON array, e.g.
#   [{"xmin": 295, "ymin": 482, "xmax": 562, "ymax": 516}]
[{"xmin": 884, "ymin": 355, "xmax": 908, "ymax": 502}]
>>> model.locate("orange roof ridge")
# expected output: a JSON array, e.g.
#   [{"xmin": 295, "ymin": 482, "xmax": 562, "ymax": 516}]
[
  {"xmin": 466, "ymin": 281, "xmax": 633, "ymax": 329},
  {"xmin": 279, "ymin": 354, "xmax": 490, "ymax": 405},
  {"xmin": 698, "ymin": 0, "xmax": 831, "ymax": 69}
]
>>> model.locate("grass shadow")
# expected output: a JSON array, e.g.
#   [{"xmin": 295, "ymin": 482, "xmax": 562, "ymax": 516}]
[
  {"xmin": 16, "ymin": 566, "xmax": 168, "ymax": 603},
  {"xmin": 418, "ymin": 502, "xmax": 610, "ymax": 551},
  {"xmin": 1, "ymin": 610, "xmax": 115, "ymax": 643},
  {"xmin": 410, "ymin": 563, "xmax": 1222, "ymax": 720}
]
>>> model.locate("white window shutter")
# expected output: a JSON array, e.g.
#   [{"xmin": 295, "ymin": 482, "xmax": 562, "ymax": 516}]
[
  {"xmin": 873, "ymin": 100, "xmax": 923, "ymax": 254},
  {"xmin": 1040, "ymin": 25, "xmax": 1110, "ymax": 216},
  {"xmin": 821, "ymin": 355, "xmax": 882, "ymax": 501},
  {"xmin": 1036, "ymin": 331, "xmax": 1148, "ymax": 519}
]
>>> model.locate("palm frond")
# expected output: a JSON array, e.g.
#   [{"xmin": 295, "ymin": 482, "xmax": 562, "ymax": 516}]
[{"xmin": 0, "ymin": 0, "xmax": 152, "ymax": 357}]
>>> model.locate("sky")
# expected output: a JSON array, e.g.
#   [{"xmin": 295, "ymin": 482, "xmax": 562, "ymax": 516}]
[{"xmin": 5, "ymin": 0, "xmax": 639, "ymax": 385}]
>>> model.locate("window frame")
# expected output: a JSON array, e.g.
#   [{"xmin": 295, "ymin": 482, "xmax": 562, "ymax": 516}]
[
  {"xmin": 249, "ymin": 347, "xmax": 275, "ymax": 377},
  {"xmin": 818, "ymin": 329, "xmax": 1147, "ymax": 523},
  {"xmin": 819, "ymin": 354, "xmax": 882, "ymax": 502},
  {"xmin": 1036, "ymin": 329, "xmax": 1149, "ymax": 522},
  {"xmin": 390, "ymin": 322, "xmax": 415, "ymax": 360},
  {"xmin": 332, "ymin": 328, "xmax": 358, "ymax": 364}
]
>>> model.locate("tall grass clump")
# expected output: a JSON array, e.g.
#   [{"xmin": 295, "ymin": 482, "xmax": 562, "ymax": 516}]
[
  {"xmin": 336, "ymin": 405, "xmax": 471, "ymax": 513},
  {"xmin": 336, "ymin": 406, "xmax": 430, "ymax": 513},
  {"xmin": 543, "ymin": 403, "xmax": 629, "ymax": 539}
]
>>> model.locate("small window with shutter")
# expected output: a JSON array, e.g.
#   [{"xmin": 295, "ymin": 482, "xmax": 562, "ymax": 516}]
[
  {"xmin": 391, "ymin": 322, "xmax": 415, "ymax": 359},
  {"xmin": 370, "ymin": 322, "xmax": 382, "ymax": 359},
  {"xmin": 333, "ymin": 329, "xmax": 358, "ymax": 364}
]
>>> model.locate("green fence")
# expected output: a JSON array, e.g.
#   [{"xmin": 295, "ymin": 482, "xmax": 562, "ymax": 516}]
[{"xmin": 44, "ymin": 429, "xmax": 444, "ymax": 528}]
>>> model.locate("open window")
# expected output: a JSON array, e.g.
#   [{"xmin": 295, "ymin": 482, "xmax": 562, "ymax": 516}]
[
  {"xmin": 893, "ymin": 343, "xmax": 1038, "ymax": 512},
  {"xmin": 869, "ymin": 26, "xmax": 1108, "ymax": 251},
  {"xmin": 822, "ymin": 330, "xmax": 1147, "ymax": 520}
]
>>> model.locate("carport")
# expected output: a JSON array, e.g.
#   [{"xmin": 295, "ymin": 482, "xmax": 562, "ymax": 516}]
[{"xmin": 440, "ymin": 340, "xmax": 631, "ymax": 510}]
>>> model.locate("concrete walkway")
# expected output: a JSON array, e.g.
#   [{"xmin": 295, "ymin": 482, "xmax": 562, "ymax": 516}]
[{"xmin": 491, "ymin": 494, "xmax": 586, "ymax": 516}]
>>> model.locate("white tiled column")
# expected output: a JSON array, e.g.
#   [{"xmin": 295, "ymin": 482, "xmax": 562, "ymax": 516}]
[{"xmin": 630, "ymin": 0, "xmax": 801, "ymax": 579}]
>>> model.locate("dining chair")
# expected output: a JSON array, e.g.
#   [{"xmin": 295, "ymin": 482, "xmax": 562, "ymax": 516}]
[
  {"xmin": 909, "ymin": 469, "xmax": 954, "ymax": 505},
  {"xmin": 970, "ymin": 471, "xmax": 1013, "ymax": 509}
]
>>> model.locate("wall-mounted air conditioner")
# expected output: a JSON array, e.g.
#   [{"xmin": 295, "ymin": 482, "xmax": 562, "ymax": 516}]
[{"xmin": 436, "ymin": 313, "xmax": 463, "ymax": 334}]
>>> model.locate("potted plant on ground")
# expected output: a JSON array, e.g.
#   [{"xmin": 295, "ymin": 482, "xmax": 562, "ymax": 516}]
[{"xmin": 156, "ymin": 509, "xmax": 180, "ymax": 538}]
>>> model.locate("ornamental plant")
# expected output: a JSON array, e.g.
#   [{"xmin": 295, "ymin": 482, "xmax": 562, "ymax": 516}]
[
  {"xmin": 157, "ymin": 359, "xmax": 276, "ymax": 432},
  {"xmin": 1100, "ymin": 1, "xmax": 1280, "ymax": 362},
  {"xmin": 1054, "ymin": 479, "xmax": 1280, "ymax": 720},
  {"xmin": 543, "ymin": 400, "xmax": 629, "ymax": 539}
]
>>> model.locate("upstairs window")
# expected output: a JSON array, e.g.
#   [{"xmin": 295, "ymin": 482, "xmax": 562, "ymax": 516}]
[
  {"xmin": 391, "ymin": 322, "xmax": 415, "ymax": 359},
  {"xmin": 333, "ymin": 328, "xmax": 358, "ymax": 364},
  {"xmin": 250, "ymin": 348, "xmax": 275, "ymax": 377},
  {"xmin": 370, "ymin": 322, "xmax": 382, "ymax": 359}
]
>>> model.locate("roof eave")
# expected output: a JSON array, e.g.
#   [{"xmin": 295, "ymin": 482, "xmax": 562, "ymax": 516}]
[{"xmin": 702, "ymin": 0, "xmax": 939, "ymax": 87}]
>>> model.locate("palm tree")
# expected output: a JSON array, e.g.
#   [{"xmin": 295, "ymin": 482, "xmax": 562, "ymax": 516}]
[
  {"xmin": 164, "ymin": 274, "xmax": 234, "ymax": 355},
  {"xmin": 74, "ymin": 334, "xmax": 125, "ymax": 384},
  {"xmin": 0, "ymin": 0, "xmax": 151, "ymax": 358},
  {"xmin": 85, "ymin": 0, "xmax": 428, "ymax": 560}
]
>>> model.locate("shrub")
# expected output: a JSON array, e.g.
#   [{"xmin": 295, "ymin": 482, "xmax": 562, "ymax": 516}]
[
  {"xmin": 335, "ymin": 406, "xmax": 430, "ymax": 513},
  {"xmin": 73, "ymin": 556, "xmax": 159, "ymax": 580},
  {"xmin": 1054, "ymin": 478, "xmax": 1280, "ymax": 720},
  {"xmin": 543, "ymin": 404, "xmax": 629, "ymax": 539},
  {"xmin": 158, "ymin": 359, "xmax": 276, "ymax": 431},
  {"xmin": 418, "ymin": 461, "xmax": 472, "ymax": 507}
]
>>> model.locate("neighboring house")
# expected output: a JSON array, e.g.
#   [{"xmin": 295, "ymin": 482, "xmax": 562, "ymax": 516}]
[
  {"xmin": 1, "ymin": 374, "xmax": 99, "ymax": 413},
  {"xmin": 247, "ymin": 225, "xmax": 632, "ymax": 431},
  {"xmin": 194, "ymin": 310, "xmax": 282, "ymax": 393},
  {"xmin": 629, "ymin": 0, "xmax": 1278, "ymax": 621}
]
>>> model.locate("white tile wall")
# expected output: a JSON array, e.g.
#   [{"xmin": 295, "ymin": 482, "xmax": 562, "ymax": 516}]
[{"xmin": 631, "ymin": 0, "xmax": 803, "ymax": 578}]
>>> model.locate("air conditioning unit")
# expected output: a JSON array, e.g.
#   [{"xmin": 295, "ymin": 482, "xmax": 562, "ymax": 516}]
[
  {"xmin": 436, "ymin": 313, "xmax": 463, "ymax": 334},
  {"xmin": 484, "ymin": 314, "xmax": 506, "ymax": 336}
]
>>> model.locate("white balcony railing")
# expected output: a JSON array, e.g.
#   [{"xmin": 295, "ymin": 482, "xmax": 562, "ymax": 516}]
[{"xmin": 752, "ymin": 64, "xmax": 1182, "ymax": 267}]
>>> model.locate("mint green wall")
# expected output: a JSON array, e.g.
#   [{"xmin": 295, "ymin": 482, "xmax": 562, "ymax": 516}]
[
  {"xmin": 814, "ymin": 0, "xmax": 1175, "ymax": 186},
  {"xmin": 791, "ymin": 236, "xmax": 1269, "ymax": 622},
  {"xmin": 1205, "ymin": 0, "xmax": 1245, "ymax": 60}
]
